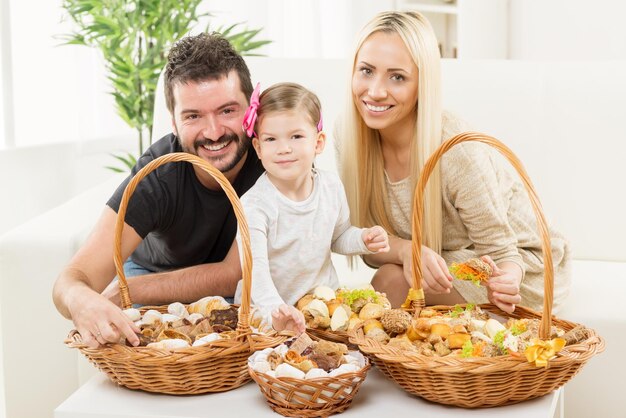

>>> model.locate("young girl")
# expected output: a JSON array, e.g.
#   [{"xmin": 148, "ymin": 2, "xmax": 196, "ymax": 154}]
[{"xmin": 234, "ymin": 82, "xmax": 390, "ymax": 333}]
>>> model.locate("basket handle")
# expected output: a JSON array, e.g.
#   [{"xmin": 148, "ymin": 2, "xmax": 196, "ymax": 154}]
[
  {"xmin": 410, "ymin": 132, "xmax": 553, "ymax": 339},
  {"xmin": 113, "ymin": 153, "xmax": 253, "ymax": 332}
]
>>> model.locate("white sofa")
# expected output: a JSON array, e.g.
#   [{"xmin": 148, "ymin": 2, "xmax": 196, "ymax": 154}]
[
  {"xmin": 0, "ymin": 136, "xmax": 134, "ymax": 238},
  {"xmin": 1, "ymin": 57, "xmax": 624, "ymax": 418}
]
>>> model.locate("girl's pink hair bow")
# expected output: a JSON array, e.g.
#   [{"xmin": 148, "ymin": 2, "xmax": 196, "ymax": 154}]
[{"xmin": 242, "ymin": 82, "xmax": 261, "ymax": 137}]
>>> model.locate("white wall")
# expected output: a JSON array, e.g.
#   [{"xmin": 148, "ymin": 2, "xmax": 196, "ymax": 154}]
[
  {"xmin": 5, "ymin": 0, "xmax": 626, "ymax": 151},
  {"xmin": 4, "ymin": 0, "xmax": 394, "ymax": 150},
  {"xmin": 509, "ymin": 0, "xmax": 626, "ymax": 60},
  {"xmin": 8, "ymin": 0, "xmax": 133, "ymax": 148},
  {"xmin": 458, "ymin": 0, "xmax": 509, "ymax": 59},
  {"xmin": 441, "ymin": 59, "xmax": 626, "ymax": 262},
  {"xmin": 200, "ymin": 0, "xmax": 394, "ymax": 58},
  {"xmin": 0, "ymin": 0, "xmax": 11, "ymax": 152}
]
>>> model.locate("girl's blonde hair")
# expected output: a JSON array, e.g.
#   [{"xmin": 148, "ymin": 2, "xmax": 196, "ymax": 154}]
[
  {"xmin": 257, "ymin": 82, "xmax": 322, "ymax": 131},
  {"xmin": 336, "ymin": 10, "xmax": 443, "ymax": 253}
]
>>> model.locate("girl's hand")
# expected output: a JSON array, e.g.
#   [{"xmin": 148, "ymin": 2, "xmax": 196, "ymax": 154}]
[
  {"xmin": 481, "ymin": 256, "xmax": 522, "ymax": 313},
  {"xmin": 271, "ymin": 304, "xmax": 306, "ymax": 335},
  {"xmin": 399, "ymin": 242, "xmax": 453, "ymax": 294},
  {"xmin": 362, "ymin": 226, "xmax": 390, "ymax": 253}
]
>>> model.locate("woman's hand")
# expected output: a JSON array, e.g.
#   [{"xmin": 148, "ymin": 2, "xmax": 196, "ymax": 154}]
[
  {"xmin": 481, "ymin": 256, "xmax": 522, "ymax": 313},
  {"xmin": 362, "ymin": 225, "xmax": 390, "ymax": 253},
  {"xmin": 271, "ymin": 304, "xmax": 306, "ymax": 335},
  {"xmin": 399, "ymin": 241, "xmax": 453, "ymax": 294}
]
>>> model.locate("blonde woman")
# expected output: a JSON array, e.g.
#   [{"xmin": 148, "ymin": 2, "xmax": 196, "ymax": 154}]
[{"xmin": 335, "ymin": 11, "xmax": 570, "ymax": 313}]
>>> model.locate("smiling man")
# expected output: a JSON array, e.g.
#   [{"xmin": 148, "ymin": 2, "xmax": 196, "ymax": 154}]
[{"xmin": 52, "ymin": 34, "xmax": 264, "ymax": 348}]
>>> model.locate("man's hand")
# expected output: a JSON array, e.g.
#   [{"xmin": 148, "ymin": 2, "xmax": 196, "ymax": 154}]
[
  {"xmin": 271, "ymin": 304, "xmax": 306, "ymax": 335},
  {"xmin": 362, "ymin": 225, "xmax": 390, "ymax": 253},
  {"xmin": 70, "ymin": 293, "xmax": 141, "ymax": 348}
]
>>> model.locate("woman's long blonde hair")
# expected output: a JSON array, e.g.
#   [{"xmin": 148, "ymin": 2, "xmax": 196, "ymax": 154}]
[{"xmin": 336, "ymin": 10, "xmax": 443, "ymax": 253}]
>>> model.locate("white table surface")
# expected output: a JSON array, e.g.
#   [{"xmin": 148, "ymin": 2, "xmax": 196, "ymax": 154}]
[{"xmin": 55, "ymin": 369, "xmax": 562, "ymax": 418}]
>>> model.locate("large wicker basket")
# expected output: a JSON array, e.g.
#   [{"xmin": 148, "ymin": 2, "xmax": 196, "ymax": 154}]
[
  {"xmin": 66, "ymin": 153, "xmax": 287, "ymax": 394},
  {"xmin": 349, "ymin": 132, "xmax": 605, "ymax": 408}
]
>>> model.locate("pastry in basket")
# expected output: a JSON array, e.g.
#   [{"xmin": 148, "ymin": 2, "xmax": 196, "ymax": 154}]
[
  {"xmin": 380, "ymin": 309, "xmax": 412, "ymax": 334},
  {"xmin": 121, "ymin": 296, "xmax": 273, "ymax": 350},
  {"xmin": 449, "ymin": 258, "xmax": 493, "ymax": 285},
  {"xmin": 187, "ymin": 296, "xmax": 231, "ymax": 316},
  {"xmin": 208, "ymin": 306, "xmax": 238, "ymax": 330},
  {"xmin": 336, "ymin": 286, "xmax": 391, "ymax": 313},
  {"xmin": 249, "ymin": 333, "xmax": 366, "ymax": 379},
  {"xmin": 369, "ymin": 304, "xmax": 575, "ymax": 367},
  {"xmin": 296, "ymin": 285, "xmax": 392, "ymax": 334}
]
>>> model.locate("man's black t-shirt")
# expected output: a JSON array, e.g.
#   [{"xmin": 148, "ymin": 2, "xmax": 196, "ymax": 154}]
[{"xmin": 106, "ymin": 134, "xmax": 264, "ymax": 271}]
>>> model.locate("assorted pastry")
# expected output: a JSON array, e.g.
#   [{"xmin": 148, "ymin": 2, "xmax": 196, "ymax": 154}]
[
  {"xmin": 248, "ymin": 333, "xmax": 367, "ymax": 380},
  {"xmin": 449, "ymin": 257, "xmax": 492, "ymax": 285},
  {"xmin": 295, "ymin": 285, "xmax": 391, "ymax": 333},
  {"xmin": 121, "ymin": 296, "xmax": 270, "ymax": 350},
  {"xmin": 368, "ymin": 303, "xmax": 587, "ymax": 367}
]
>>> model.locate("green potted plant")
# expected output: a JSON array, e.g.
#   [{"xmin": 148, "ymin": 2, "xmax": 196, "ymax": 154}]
[{"xmin": 60, "ymin": 0, "xmax": 270, "ymax": 171}]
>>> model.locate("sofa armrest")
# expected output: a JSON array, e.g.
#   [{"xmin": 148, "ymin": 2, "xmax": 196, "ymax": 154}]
[
  {"xmin": 558, "ymin": 260, "xmax": 626, "ymax": 418},
  {"xmin": 0, "ymin": 174, "xmax": 124, "ymax": 418}
]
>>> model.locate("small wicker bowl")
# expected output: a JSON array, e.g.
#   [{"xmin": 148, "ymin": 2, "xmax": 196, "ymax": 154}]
[
  {"xmin": 248, "ymin": 349, "xmax": 370, "ymax": 417},
  {"xmin": 306, "ymin": 327, "xmax": 351, "ymax": 345}
]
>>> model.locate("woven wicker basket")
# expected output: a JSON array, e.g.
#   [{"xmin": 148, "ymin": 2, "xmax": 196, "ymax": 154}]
[
  {"xmin": 306, "ymin": 328, "xmax": 351, "ymax": 345},
  {"xmin": 248, "ymin": 354, "xmax": 370, "ymax": 417},
  {"xmin": 66, "ymin": 153, "xmax": 287, "ymax": 394},
  {"xmin": 349, "ymin": 132, "xmax": 605, "ymax": 408}
]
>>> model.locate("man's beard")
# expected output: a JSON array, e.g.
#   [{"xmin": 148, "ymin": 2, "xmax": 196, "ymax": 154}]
[{"xmin": 179, "ymin": 132, "xmax": 251, "ymax": 173}]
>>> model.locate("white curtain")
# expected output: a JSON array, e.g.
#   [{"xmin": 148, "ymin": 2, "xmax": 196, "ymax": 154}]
[
  {"xmin": 201, "ymin": 0, "xmax": 393, "ymax": 58},
  {"xmin": 6, "ymin": 0, "xmax": 134, "ymax": 149},
  {"xmin": 3, "ymin": 0, "xmax": 396, "ymax": 149},
  {"xmin": 1, "ymin": 0, "xmax": 11, "ymax": 149}
]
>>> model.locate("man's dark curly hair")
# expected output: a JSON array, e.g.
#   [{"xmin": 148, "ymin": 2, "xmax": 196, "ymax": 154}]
[{"xmin": 164, "ymin": 33, "xmax": 253, "ymax": 114}]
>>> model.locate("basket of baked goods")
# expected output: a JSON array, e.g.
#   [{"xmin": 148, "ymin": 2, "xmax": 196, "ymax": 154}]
[
  {"xmin": 296, "ymin": 285, "xmax": 392, "ymax": 345},
  {"xmin": 66, "ymin": 153, "xmax": 288, "ymax": 394},
  {"xmin": 248, "ymin": 332, "xmax": 370, "ymax": 417},
  {"xmin": 349, "ymin": 133, "xmax": 605, "ymax": 408}
]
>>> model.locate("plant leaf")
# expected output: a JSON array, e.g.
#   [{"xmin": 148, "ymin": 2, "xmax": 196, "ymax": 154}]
[{"xmin": 59, "ymin": 0, "xmax": 270, "ymax": 167}]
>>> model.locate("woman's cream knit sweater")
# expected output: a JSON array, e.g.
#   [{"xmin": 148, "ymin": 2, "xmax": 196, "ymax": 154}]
[{"xmin": 384, "ymin": 112, "xmax": 570, "ymax": 311}]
